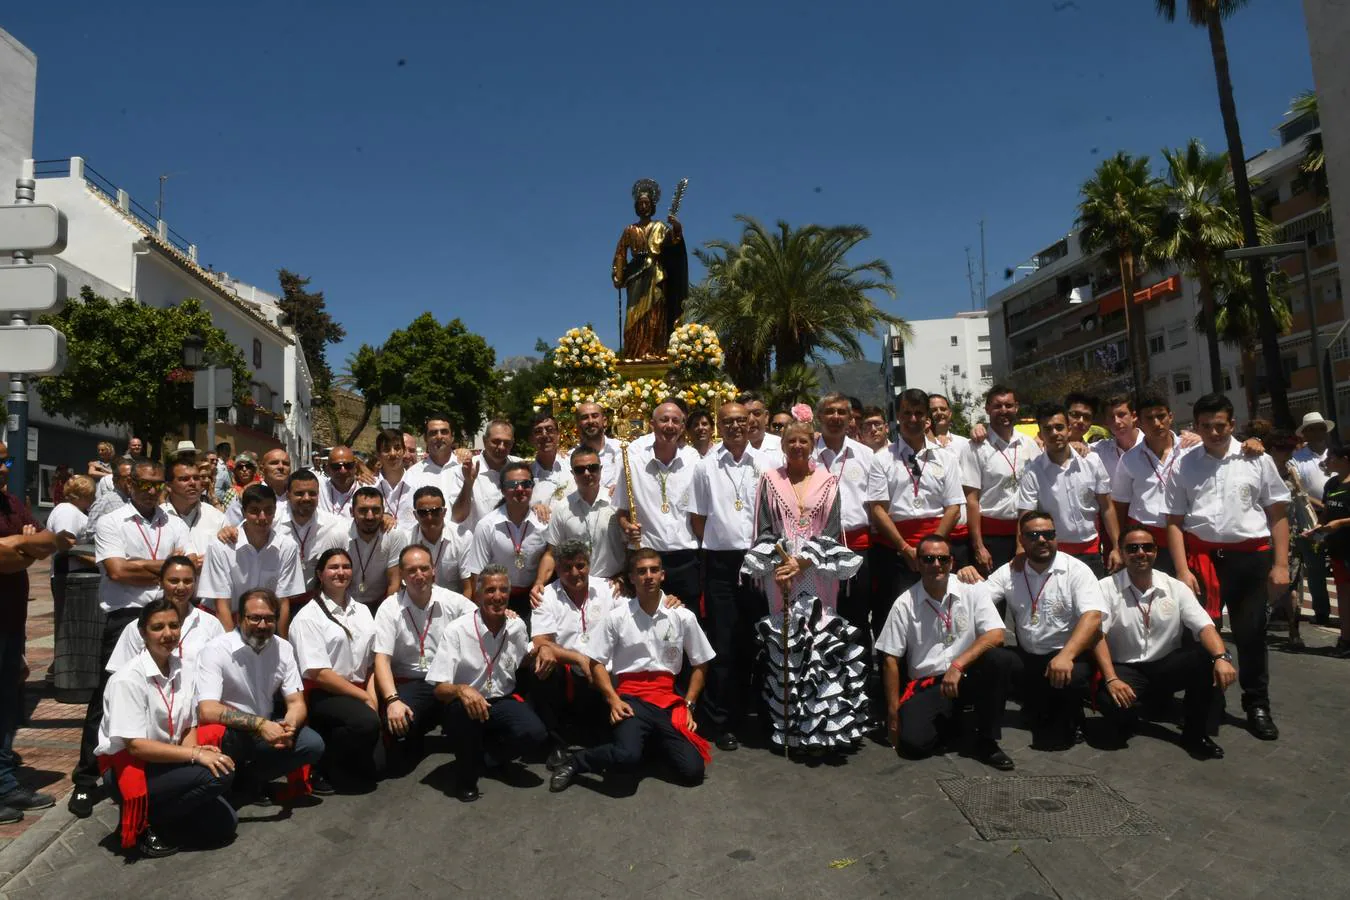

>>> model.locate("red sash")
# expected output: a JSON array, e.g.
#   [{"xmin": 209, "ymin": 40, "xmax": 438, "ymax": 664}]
[
  {"xmin": 1057, "ymin": 537, "xmax": 1100, "ymax": 555},
  {"xmin": 96, "ymin": 750, "xmax": 147, "ymax": 849},
  {"xmin": 891, "ymin": 516, "xmax": 941, "ymax": 546},
  {"xmin": 1183, "ymin": 534, "xmax": 1272, "ymax": 619},
  {"xmin": 615, "ymin": 671, "xmax": 711, "ymax": 764},
  {"xmin": 981, "ymin": 516, "xmax": 1018, "ymax": 537},
  {"xmin": 843, "ymin": 527, "xmax": 872, "ymax": 551},
  {"xmin": 897, "ymin": 675, "xmax": 939, "ymax": 708},
  {"xmin": 948, "ymin": 524, "xmax": 969, "ymax": 541}
]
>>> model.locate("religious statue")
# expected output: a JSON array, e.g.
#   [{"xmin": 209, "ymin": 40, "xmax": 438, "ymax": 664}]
[{"xmin": 611, "ymin": 178, "xmax": 689, "ymax": 359}]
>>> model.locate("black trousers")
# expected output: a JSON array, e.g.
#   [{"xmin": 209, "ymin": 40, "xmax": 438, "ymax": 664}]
[
  {"xmin": 896, "ymin": 647, "xmax": 1016, "ymax": 758},
  {"xmin": 74, "ymin": 607, "xmax": 139, "ymax": 786},
  {"xmin": 1099, "ymin": 644, "xmax": 1216, "ymax": 738},
  {"xmin": 220, "ymin": 725, "xmax": 326, "ymax": 786},
  {"xmin": 983, "ymin": 534, "xmax": 1018, "ymax": 573},
  {"xmin": 307, "ymin": 688, "xmax": 381, "ymax": 779},
  {"xmin": 573, "ymin": 695, "xmax": 705, "ymax": 784},
  {"xmin": 1208, "ymin": 548, "xmax": 1272, "ymax": 709},
  {"xmin": 1064, "ymin": 547, "xmax": 1105, "ymax": 578},
  {"xmin": 658, "ymin": 549, "xmax": 702, "ymax": 613},
  {"xmin": 444, "ymin": 696, "xmax": 546, "ymax": 789},
  {"xmin": 529, "ymin": 663, "xmax": 609, "ymax": 744},
  {"xmin": 837, "ymin": 546, "xmax": 872, "ymax": 651},
  {"xmin": 393, "ymin": 679, "xmax": 444, "ymax": 740},
  {"xmin": 142, "ymin": 763, "xmax": 236, "ymax": 845},
  {"xmin": 1008, "ymin": 646, "xmax": 1092, "ymax": 744},
  {"xmin": 701, "ymin": 549, "xmax": 767, "ymax": 736}
]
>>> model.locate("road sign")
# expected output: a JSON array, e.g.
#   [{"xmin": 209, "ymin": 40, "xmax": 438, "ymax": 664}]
[
  {"xmin": 0, "ymin": 263, "xmax": 65, "ymax": 314},
  {"xmin": 26, "ymin": 427, "xmax": 37, "ymax": 462},
  {"xmin": 0, "ymin": 204, "xmax": 68, "ymax": 254},
  {"xmin": 380, "ymin": 403, "xmax": 401, "ymax": 429},
  {"xmin": 192, "ymin": 367, "xmax": 232, "ymax": 409},
  {"xmin": 0, "ymin": 325, "xmax": 67, "ymax": 375}
]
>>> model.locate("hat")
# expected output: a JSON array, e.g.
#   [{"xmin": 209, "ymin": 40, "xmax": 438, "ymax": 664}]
[
  {"xmin": 174, "ymin": 440, "xmax": 198, "ymax": 453},
  {"xmin": 1296, "ymin": 411, "xmax": 1334, "ymax": 436}
]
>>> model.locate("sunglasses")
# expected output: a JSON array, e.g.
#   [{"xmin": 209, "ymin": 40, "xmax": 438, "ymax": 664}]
[
  {"xmin": 415, "ymin": 507, "xmax": 446, "ymax": 518},
  {"xmin": 1022, "ymin": 529, "xmax": 1057, "ymax": 542},
  {"xmin": 133, "ymin": 478, "xmax": 165, "ymax": 492},
  {"xmin": 571, "ymin": 464, "xmax": 601, "ymax": 475},
  {"xmin": 0, "ymin": 457, "xmax": 13, "ymax": 469},
  {"xmin": 1124, "ymin": 542, "xmax": 1157, "ymax": 554},
  {"xmin": 919, "ymin": 554, "xmax": 952, "ymax": 565},
  {"xmin": 235, "ymin": 462, "xmax": 257, "ymax": 471},
  {"xmin": 329, "ymin": 461, "xmax": 355, "ymax": 470},
  {"xmin": 503, "ymin": 479, "xmax": 535, "ymax": 490}
]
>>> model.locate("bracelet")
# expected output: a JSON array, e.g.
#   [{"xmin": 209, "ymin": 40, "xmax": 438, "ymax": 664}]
[
  {"xmin": 191, "ymin": 747, "xmax": 200, "ymax": 764},
  {"xmin": 950, "ymin": 661, "xmax": 965, "ymax": 673},
  {"xmin": 1105, "ymin": 677, "xmax": 1122, "ymax": 685},
  {"xmin": 385, "ymin": 695, "xmax": 401, "ymax": 704}
]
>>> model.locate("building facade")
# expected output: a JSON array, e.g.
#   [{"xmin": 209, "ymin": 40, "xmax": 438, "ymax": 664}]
[{"xmin": 882, "ymin": 312, "xmax": 993, "ymax": 416}]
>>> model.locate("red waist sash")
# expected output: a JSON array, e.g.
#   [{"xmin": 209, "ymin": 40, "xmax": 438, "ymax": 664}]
[
  {"xmin": 891, "ymin": 516, "xmax": 941, "ymax": 546},
  {"xmin": 897, "ymin": 675, "xmax": 940, "ymax": 708},
  {"xmin": 843, "ymin": 527, "xmax": 872, "ymax": 551},
  {"xmin": 1183, "ymin": 534, "xmax": 1272, "ymax": 619},
  {"xmin": 96, "ymin": 750, "xmax": 147, "ymax": 849},
  {"xmin": 1057, "ymin": 537, "xmax": 1101, "ymax": 555},
  {"xmin": 981, "ymin": 516, "xmax": 1018, "ymax": 537},
  {"xmin": 615, "ymin": 671, "xmax": 711, "ymax": 764},
  {"xmin": 948, "ymin": 524, "xmax": 969, "ymax": 541}
]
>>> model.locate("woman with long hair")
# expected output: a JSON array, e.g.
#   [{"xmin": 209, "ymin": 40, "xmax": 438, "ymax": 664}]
[{"xmin": 107, "ymin": 556, "xmax": 225, "ymax": 683}]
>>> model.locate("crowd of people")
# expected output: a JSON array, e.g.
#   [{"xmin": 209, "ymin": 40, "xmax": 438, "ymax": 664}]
[{"xmin": 0, "ymin": 383, "xmax": 1341, "ymax": 859}]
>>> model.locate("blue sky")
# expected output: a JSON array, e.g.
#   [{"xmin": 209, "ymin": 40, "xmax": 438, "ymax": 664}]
[{"xmin": 5, "ymin": 1, "xmax": 1314, "ymax": 372}]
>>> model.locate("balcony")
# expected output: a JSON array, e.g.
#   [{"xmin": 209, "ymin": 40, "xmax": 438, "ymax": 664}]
[
  {"xmin": 1277, "ymin": 244, "xmax": 1339, "ymax": 278},
  {"xmin": 1287, "ymin": 304, "xmax": 1344, "ymax": 335},
  {"xmin": 1097, "ymin": 275, "xmax": 1181, "ymax": 315},
  {"xmin": 1271, "ymin": 191, "xmax": 1323, "ymax": 223}
]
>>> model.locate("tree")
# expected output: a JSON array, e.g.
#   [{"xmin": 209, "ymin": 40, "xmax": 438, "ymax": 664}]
[
  {"xmin": 763, "ymin": 363, "xmax": 822, "ymax": 411},
  {"xmin": 1289, "ymin": 91, "xmax": 1326, "ymax": 200},
  {"xmin": 277, "ymin": 269, "xmax": 345, "ymax": 403},
  {"xmin": 496, "ymin": 340, "xmax": 557, "ymax": 456},
  {"xmin": 37, "ymin": 289, "xmax": 248, "ymax": 450},
  {"xmin": 340, "ymin": 313, "xmax": 496, "ymax": 445},
  {"xmin": 1209, "ymin": 261, "xmax": 1293, "ymax": 420},
  {"xmin": 1157, "ymin": 139, "xmax": 1246, "ymax": 393},
  {"xmin": 1156, "ymin": 0, "xmax": 1292, "ymax": 428},
  {"xmin": 1078, "ymin": 152, "xmax": 1165, "ymax": 393},
  {"xmin": 938, "ymin": 374, "xmax": 979, "ymax": 437},
  {"xmin": 689, "ymin": 216, "xmax": 904, "ymax": 379}
]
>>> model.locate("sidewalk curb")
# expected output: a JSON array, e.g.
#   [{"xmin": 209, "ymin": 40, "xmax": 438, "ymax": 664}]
[{"xmin": 0, "ymin": 801, "xmax": 79, "ymax": 893}]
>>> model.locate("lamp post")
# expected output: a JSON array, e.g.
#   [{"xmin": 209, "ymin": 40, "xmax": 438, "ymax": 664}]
[
  {"xmin": 181, "ymin": 333, "xmax": 218, "ymax": 453},
  {"xmin": 1224, "ymin": 239, "xmax": 1329, "ymax": 421}
]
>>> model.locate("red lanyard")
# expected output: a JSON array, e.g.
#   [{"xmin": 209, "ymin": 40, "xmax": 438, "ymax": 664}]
[
  {"xmin": 404, "ymin": 603, "xmax": 437, "ymax": 661},
  {"xmin": 924, "ymin": 595, "xmax": 953, "ymax": 635},
  {"xmin": 994, "ymin": 441, "xmax": 1019, "ymax": 481},
  {"xmin": 473, "ymin": 611, "xmax": 509, "ymax": 686},
  {"xmin": 154, "ymin": 678, "xmax": 178, "ymax": 743},
  {"xmin": 1145, "ymin": 442, "xmax": 1178, "ymax": 488},
  {"xmin": 1021, "ymin": 569, "xmax": 1053, "ymax": 622},
  {"xmin": 352, "ymin": 537, "xmax": 378, "ymax": 586},
  {"xmin": 133, "ymin": 518, "xmax": 163, "ymax": 560},
  {"xmin": 1128, "ymin": 585, "xmax": 1154, "ymax": 632},
  {"xmin": 505, "ymin": 519, "xmax": 530, "ymax": 555},
  {"xmin": 290, "ymin": 520, "xmax": 315, "ymax": 561},
  {"xmin": 383, "ymin": 480, "xmax": 407, "ymax": 516}
]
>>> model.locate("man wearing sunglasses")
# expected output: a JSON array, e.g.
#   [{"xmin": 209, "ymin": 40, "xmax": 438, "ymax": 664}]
[
  {"xmin": 85, "ymin": 456, "xmax": 136, "ymax": 533},
  {"xmin": 1094, "ymin": 526, "xmax": 1235, "ymax": 759},
  {"xmin": 317, "ymin": 446, "xmax": 364, "ymax": 519},
  {"xmin": 464, "ymin": 460, "xmax": 550, "ymax": 623},
  {"xmin": 876, "ymin": 534, "xmax": 1015, "ymax": 770},
  {"xmin": 543, "ymin": 447, "xmax": 625, "ymax": 579},
  {"xmin": 407, "ymin": 485, "xmax": 468, "ymax": 592},
  {"xmin": 960, "ymin": 510, "xmax": 1109, "ymax": 751}
]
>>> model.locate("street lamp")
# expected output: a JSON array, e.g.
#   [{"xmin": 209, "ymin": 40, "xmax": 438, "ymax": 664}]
[
  {"xmin": 181, "ymin": 332, "xmax": 220, "ymax": 453},
  {"xmin": 1223, "ymin": 239, "xmax": 1330, "ymax": 421}
]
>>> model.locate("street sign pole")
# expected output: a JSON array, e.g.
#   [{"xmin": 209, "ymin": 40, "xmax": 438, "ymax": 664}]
[{"xmin": 6, "ymin": 179, "xmax": 36, "ymax": 500}]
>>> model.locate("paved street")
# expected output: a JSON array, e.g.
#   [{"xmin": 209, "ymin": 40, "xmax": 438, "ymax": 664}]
[{"xmin": 2, "ymin": 620, "xmax": 1348, "ymax": 900}]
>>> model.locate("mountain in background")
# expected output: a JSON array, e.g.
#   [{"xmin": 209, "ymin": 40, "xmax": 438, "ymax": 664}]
[{"xmin": 813, "ymin": 359, "xmax": 885, "ymax": 408}]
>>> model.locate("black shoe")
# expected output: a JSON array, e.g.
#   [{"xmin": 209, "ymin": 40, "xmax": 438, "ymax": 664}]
[
  {"xmin": 66, "ymin": 788, "xmax": 95, "ymax": 818},
  {"xmin": 1184, "ymin": 735, "xmax": 1225, "ymax": 760},
  {"xmin": 715, "ymin": 732, "xmax": 740, "ymax": 752},
  {"xmin": 0, "ymin": 788, "xmax": 55, "ymax": 811},
  {"xmin": 309, "ymin": 773, "xmax": 337, "ymax": 796},
  {"xmin": 974, "ymin": 739, "xmax": 1015, "ymax": 771},
  {"xmin": 1286, "ymin": 636, "xmax": 1306, "ymax": 651},
  {"xmin": 1247, "ymin": 707, "xmax": 1279, "ymax": 741},
  {"xmin": 549, "ymin": 758, "xmax": 580, "ymax": 793},
  {"xmin": 1334, "ymin": 639, "xmax": 1350, "ymax": 659},
  {"xmin": 454, "ymin": 783, "xmax": 480, "ymax": 803},
  {"xmin": 0, "ymin": 805, "xmax": 21, "ymax": 825},
  {"xmin": 546, "ymin": 744, "xmax": 570, "ymax": 771},
  {"xmin": 136, "ymin": 828, "xmax": 179, "ymax": 859}
]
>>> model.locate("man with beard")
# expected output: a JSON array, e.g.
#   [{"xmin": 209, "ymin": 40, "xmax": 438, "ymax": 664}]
[
  {"xmin": 197, "ymin": 589, "xmax": 326, "ymax": 803},
  {"xmin": 226, "ymin": 449, "xmax": 292, "ymax": 526},
  {"xmin": 569, "ymin": 402, "xmax": 623, "ymax": 494},
  {"xmin": 317, "ymin": 486, "xmax": 409, "ymax": 609}
]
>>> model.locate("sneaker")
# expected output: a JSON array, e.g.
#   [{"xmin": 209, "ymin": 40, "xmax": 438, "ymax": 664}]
[
  {"xmin": 0, "ymin": 788, "xmax": 55, "ymax": 811},
  {"xmin": 308, "ymin": 772, "xmax": 337, "ymax": 797},
  {"xmin": 66, "ymin": 787, "xmax": 95, "ymax": 818}
]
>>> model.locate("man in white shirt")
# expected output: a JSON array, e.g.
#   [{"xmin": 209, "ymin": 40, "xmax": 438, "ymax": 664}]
[
  {"xmin": 1018, "ymin": 402, "xmax": 1120, "ymax": 577},
  {"xmin": 280, "ymin": 469, "xmax": 340, "ymax": 588},
  {"xmin": 161, "ymin": 455, "xmax": 224, "ymax": 568},
  {"xmin": 960, "ymin": 511, "xmax": 1109, "ymax": 751},
  {"xmin": 226, "ymin": 449, "xmax": 292, "ymax": 527},
  {"xmin": 407, "ymin": 415, "xmax": 470, "ymax": 495},
  {"xmin": 876, "ymin": 534, "xmax": 1014, "ymax": 770},
  {"xmin": 1094, "ymin": 526, "xmax": 1237, "ymax": 759},
  {"xmin": 568, "ymin": 402, "xmax": 623, "ymax": 494},
  {"xmin": 927, "ymin": 393, "xmax": 969, "ymax": 453},
  {"xmin": 1292, "ymin": 411, "xmax": 1333, "ymax": 624},
  {"xmin": 1089, "ymin": 394, "xmax": 1143, "ymax": 481},
  {"xmin": 1110, "ymin": 394, "xmax": 1194, "ymax": 576},
  {"xmin": 448, "ymin": 419, "xmax": 522, "ymax": 531},
  {"xmin": 463, "ymin": 460, "xmax": 551, "ymax": 620},
  {"xmin": 373, "ymin": 429, "xmax": 417, "ymax": 530},
  {"xmin": 962, "ymin": 385, "xmax": 1042, "ymax": 576},
  {"xmin": 737, "ymin": 391, "xmax": 783, "ymax": 454},
  {"xmin": 543, "ymin": 447, "xmax": 625, "ymax": 579},
  {"xmin": 316, "ymin": 486, "xmax": 409, "ymax": 610},
  {"xmin": 689, "ymin": 402, "xmax": 770, "ymax": 752},
  {"xmin": 549, "ymin": 549, "xmax": 715, "ymax": 793},
  {"xmin": 427, "ymin": 565, "xmax": 545, "ymax": 802},
  {"xmin": 196, "ymin": 589, "xmax": 326, "ymax": 804},
  {"xmin": 198, "ymin": 484, "xmax": 307, "ymax": 635},
  {"xmin": 408, "ymin": 485, "xmax": 467, "ymax": 592},
  {"xmin": 616, "ymin": 400, "xmax": 702, "ymax": 605},
  {"xmin": 1165, "ymin": 392, "xmax": 1290, "ymax": 741},
  {"xmin": 528, "ymin": 412, "xmax": 571, "ymax": 505},
  {"xmin": 813, "ymin": 393, "xmax": 877, "ymax": 639},
  {"xmin": 317, "ymin": 446, "xmax": 361, "ymax": 519}
]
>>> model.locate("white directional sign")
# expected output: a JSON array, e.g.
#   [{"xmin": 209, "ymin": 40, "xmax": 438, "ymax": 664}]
[
  {"xmin": 380, "ymin": 403, "xmax": 401, "ymax": 429},
  {"xmin": 192, "ymin": 368, "xmax": 233, "ymax": 409},
  {"xmin": 0, "ymin": 204, "xmax": 68, "ymax": 254},
  {"xmin": 0, "ymin": 263, "xmax": 65, "ymax": 314},
  {"xmin": 0, "ymin": 325, "xmax": 67, "ymax": 375}
]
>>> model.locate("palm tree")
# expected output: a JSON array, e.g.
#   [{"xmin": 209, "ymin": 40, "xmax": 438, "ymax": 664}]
[
  {"xmin": 1209, "ymin": 261, "xmax": 1292, "ymax": 419},
  {"xmin": 763, "ymin": 363, "xmax": 822, "ymax": 411},
  {"xmin": 689, "ymin": 216, "xmax": 903, "ymax": 379},
  {"xmin": 1155, "ymin": 0, "xmax": 1292, "ymax": 428},
  {"xmin": 1157, "ymin": 139, "xmax": 1245, "ymax": 393},
  {"xmin": 1077, "ymin": 152, "xmax": 1165, "ymax": 391},
  {"xmin": 683, "ymin": 278, "xmax": 769, "ymax": 388},
  {"xmin": 1289, "ymin": 91, "xmax": 1326, "ymax": 200}
]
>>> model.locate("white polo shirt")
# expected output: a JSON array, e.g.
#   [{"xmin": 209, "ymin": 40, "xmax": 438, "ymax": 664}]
[
  {"xmin": 96, "ymin": 651, "xmax": 195, "ymax": 755},
  {"xmin": 160, "ymin": 500, "xmax": 226, "ymax": 559},
  {"xmin": 107, "ymin": 605, "xmax": 225, "ymax": 691},
  {"xmin": 960, "ymin": 431, "xmax": 1042, "ymax": 523},
  {"xmin": 1164, "ymin": 438, "xmax": 1290, "ymax": 542},
  {"xmin": 1109, "ymin": 436, "xmax": 1194, "ymax": 528},
  {"xmin": 315, "ymin": 521, "xmax": 410, "ymax": 605},
  {"xmin": 373, "ymin": 586, "xmax": 476, "ymax": 680},
  {"xmin": 530, "ymin": 456, "xmax": 572, "ymax": 507},
  {"xmin": 750, "ymin": 433, "xmax": 783, "ymax": 454},
  {"xmin": 531, "ymin": 577, "xmax": 623, "ymax": 652},
  {"xmin": 543, "ymin": 490, "xmax": 625, "ymax": 578},
  {"xmin": 463, "ymin": 508, "xmax": 549, "ymax": 588},
  {"xmin": 225, "ymin": 495, "xmax": 291, "ymax": 528},
  {"xmin": 1090, "ymin": 430, "xmax": 1143, "ymax": 481},
  {"xmin": 377, "ymin": 473, "xmax": 417, "ymax": 530},
  {"xmin": 564, "ymin": 437, "xmax": 623, "ymax": 492},
  {"xmin": 317, "ymin": 476, "xmax": 359, "ymax": 519},
  {"xmin": 813, "ymin": 436, "xmax": 875, "ymax": 533},
  {"xmin": 95, "ymin": 503, "xmax": 192, "ymax": 614},
  {"xmin": 288, "ymin": 594, "xmax": 377, "ymax": 683},
  {"xmin": 1017, "ymin": 452, "xmax": 1111, "ymax": 545},
  {"xmin": 407, "ymin": 525, "xmax": 469, "ymax": 591},
  {"xmin": 689, "ymin": 444, "xmax": 769, "ymax": 551},
  {"xmin": 615, "ymin": 443, "xmax": 700, "ymax": 552},
  {"xmin": 876, "ymin": 578, "xmax": 1005, "ymax": 679},
  {"xmin": 198, "ymin": 528, "xmax": 306, "ymax": 612},
  {"xmin": 195, "ymin": 631, "xmax": 304, "ymax": 718},
  {"xmin": 983, "ymin": 553, "xmax": 1110, "ymax": 656},
  {"xmin": 1099, "ymin": 570, "xmax": 1213, "ymax": 665},
  {"xmin": 586, "ymin": 596, "xmax": 715, "ymax": 676},
  {"xmin": 425, "ymin": 610, "xmax": 531, "ymax": 700},
  {"xmin": 443, "ymin": 455, "xmax": 524, "ymax": 531},
  {"xmin": 282, "ymin": 510, "xmax": 342, "ymax": 584},
  {"xmin": 866, "ymin": 439, "xmax": 965, "ymax": 520},
  {"xmin": 1292, "ymin": 445, "xmax": 1330, "ymax": 501}
]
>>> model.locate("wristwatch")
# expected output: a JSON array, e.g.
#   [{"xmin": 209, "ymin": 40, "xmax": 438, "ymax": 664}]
[{"xmin": 1211, "ymin": 652, "xmax": 1233, "ymax": 663}]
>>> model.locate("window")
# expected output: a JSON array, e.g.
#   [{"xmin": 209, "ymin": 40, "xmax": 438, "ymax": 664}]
[
  {"xmin": 1167, "ymin": 323, "xmax": 1188, "ymax": 349},
  {"xmin": 977, "ymin": 334, "xmax": 990, "ymax": 343},
  {"xmin": 1334, "ymin": 336, "xmax": 1350, "ymax": 362},
  {"xmin": 1147, "ymin": 332, "xmax": 1165, "ymax": 355},
  {"xmin": 1173, "ymin": 371, "xmax": 1192, "ymax": 395},
  {"xmin": 951, "ymin": 364, "xmax": 961, "ymax": 375},
  {"xmin": 1222, "ymin": 370, "xmax": 1233, "ymax": 391},
  {"xmin": 950, "ymin": 335, "xmax": 959, "ymax": 347},
  {"xmin": 1281, "ymin": 355, "xmax": 1299, "ymax": 380},
  {"xmin": 252, "ymin": 338, "xmax": 263, "ymax": 369},
  {"xmin": 980, "ymin": 364, "xmax": 993, "ymax": 378}
]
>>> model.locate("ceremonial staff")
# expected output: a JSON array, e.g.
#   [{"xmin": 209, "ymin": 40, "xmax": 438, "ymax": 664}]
[
  {"xmin": 776, "ymin": 541, "xmax": 793, "ymax": 758},
  {"xmin": 621, "ymin": 441, "xmax": 642, "ymax": 549}
]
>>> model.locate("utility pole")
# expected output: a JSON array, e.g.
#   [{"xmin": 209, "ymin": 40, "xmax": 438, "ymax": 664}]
[
  {"xmin": 156, "ymin": 173, "xmax": 176, "ymax": 221},
  {"xmin": 965, "ymin": 247, "xmax": 978, "ymax": 311},
  {"xmin": 979, "ymin": 219, "xmax": 988, "ymax": 308}
]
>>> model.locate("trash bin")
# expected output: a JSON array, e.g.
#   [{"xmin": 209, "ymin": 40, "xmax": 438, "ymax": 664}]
[{"xmin": 54, "ymin": 571, "xmax": 105, "ymax": 704}]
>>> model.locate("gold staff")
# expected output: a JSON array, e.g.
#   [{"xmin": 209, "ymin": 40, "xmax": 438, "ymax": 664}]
[
  {"xmin": 776, "ymin": 541, "xmax": 793, "ymax": 758},
  {"xmin": 620, "ymin": 440, "xmax": 642, "ymax": 550}
]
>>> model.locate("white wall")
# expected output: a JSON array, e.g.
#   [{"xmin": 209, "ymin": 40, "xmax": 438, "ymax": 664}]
[
  {"xmin": 1304, "ymin": 0, "xmax": 1350, "ymax": 311},
  {"xmin": 889, "ymin": 314, "xmax": 992, "ymax": 401},
  {"xmin": 0, "ymin": 29, "xmax": 35, "ymax": 201}
]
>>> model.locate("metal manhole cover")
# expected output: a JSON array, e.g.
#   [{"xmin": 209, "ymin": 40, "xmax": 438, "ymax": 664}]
[{"xmin": 939, "ymin": 775, "xmax": 1164, "ymax": 841}]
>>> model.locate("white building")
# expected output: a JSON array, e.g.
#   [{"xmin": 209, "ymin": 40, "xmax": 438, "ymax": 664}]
[{"xmin": 882, "ymin": 311, "xmax": 993, "ymax": 416}]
